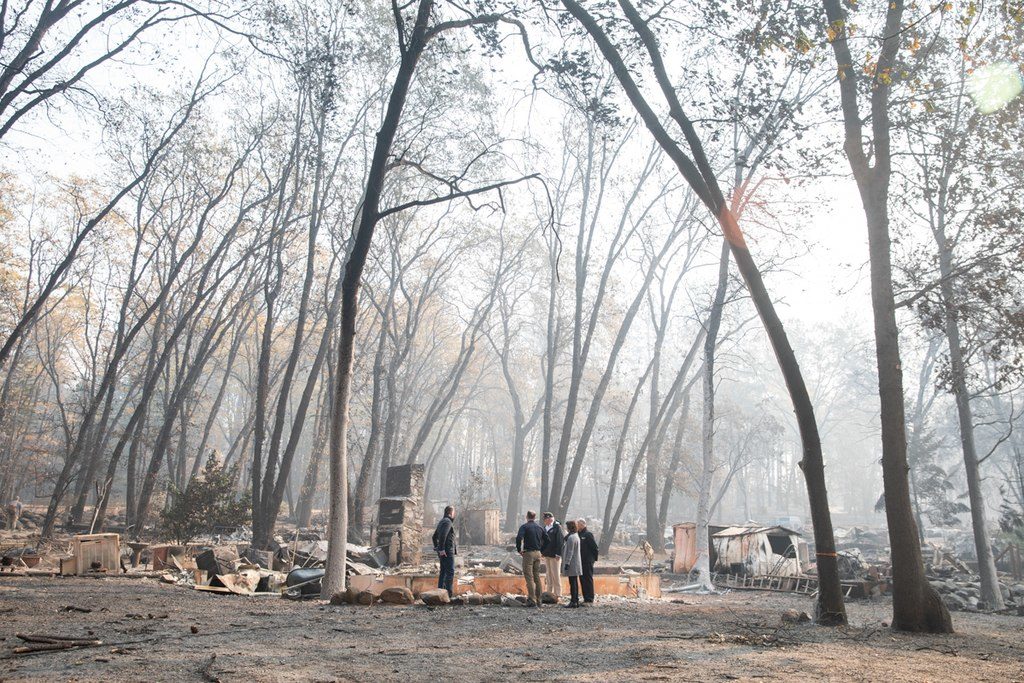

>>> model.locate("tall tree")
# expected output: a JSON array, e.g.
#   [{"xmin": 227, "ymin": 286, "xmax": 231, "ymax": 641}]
[{"xmin": 821, "ymin": 0, "xmax": 951, "ymax": 631}]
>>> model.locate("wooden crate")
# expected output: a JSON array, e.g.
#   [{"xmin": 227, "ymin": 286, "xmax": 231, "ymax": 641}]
[{"xmin": 71, "ymin": 533, "xmax": 120, "ymax": 575}]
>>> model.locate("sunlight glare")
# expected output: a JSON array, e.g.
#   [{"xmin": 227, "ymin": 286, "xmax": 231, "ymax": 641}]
[{"xmin": 967, "ymin": 62, "xmax": 1023, "ymax": 113}]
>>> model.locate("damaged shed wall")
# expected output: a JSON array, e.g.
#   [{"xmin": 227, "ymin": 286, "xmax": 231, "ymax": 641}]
[{"xmin": 712, "ymin": 526, "xmax": 803, "ymax": 577}]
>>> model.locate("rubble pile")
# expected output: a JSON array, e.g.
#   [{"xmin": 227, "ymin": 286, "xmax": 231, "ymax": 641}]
[
  {"xmin": 4, "ymin": 510, "xmax": 44, "ymax": 530},
  {"xmin": 152, "ymin": 543, "xmax": 286, "ymax": 596},
  {"xmin": 928, "ymin": 568, "xmax": 1024, "ymax": 613}
]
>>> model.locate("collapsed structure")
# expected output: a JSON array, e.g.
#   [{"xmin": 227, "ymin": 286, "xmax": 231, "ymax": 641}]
[{"xmin": 671, "ymin": 523, "xmax": 804, "ymax": 577}]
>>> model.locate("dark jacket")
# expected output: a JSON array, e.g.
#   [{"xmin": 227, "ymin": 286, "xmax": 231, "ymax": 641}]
[
  {"xmin": 579, "ymin": 529, "xmax": 599, "ymax": 565},
  {"xmin": 432, "ymin": 515, "xmax": 457, "ymax": 555},
  {"xmin": 541, "ymin": 520, "xmax": 565, "ymax": 558},
  {"xmin": 516, "ymin": 520, "xmax": 545, "ymax": 553}
]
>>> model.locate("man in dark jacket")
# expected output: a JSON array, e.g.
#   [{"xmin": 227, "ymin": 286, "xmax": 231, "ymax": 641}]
[
  {"xmin": 516, "ymin": 510, "xmax": 545, "ymax": 606},
  {"xmin": 577, "ymin": 518, "xmax": 599, "ymax": 604},
  {"xmin": 541, "ymin": 512, "xmax": 565, "ymax": 599},
  {"xmin": 432, "ymin": 506, "xmax": 457, "ymax": 597}
]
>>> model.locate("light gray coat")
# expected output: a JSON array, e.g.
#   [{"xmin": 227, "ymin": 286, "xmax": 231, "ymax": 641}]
[{"xmin": 561, "ymin": 532, "xmax": 582, "ymax": 577}]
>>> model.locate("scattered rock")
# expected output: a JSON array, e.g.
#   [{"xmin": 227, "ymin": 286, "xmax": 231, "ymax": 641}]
[
  {"xmin": 420, "ymin": 589, "xmax": 451, "ymax": 606},
  {"xmin": 379, "ymin": 586, "xmax": 415, "ymax": 605},
  {"xmin": 540, "ymin": 591, "xmax": 558, "ymax": 605},
  {"xmin": 781, "ymin": 609, "xmax": 810, "ymax": 624},
  {"xmin": 941, "ymin": 593, "xmax": 966, "ymax": 611},
  {"xmin": 355, "ymin": 590, "xmax": 378, "ymax": 606}
]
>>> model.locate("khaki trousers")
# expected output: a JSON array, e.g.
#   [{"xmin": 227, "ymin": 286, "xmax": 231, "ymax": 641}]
[
  {"xmin": 544, "ymin": 556, "xmax": 562, "ymax": 597},
  {"xmin": 522, "ymin": 550, "xmax": 542, "ymax": 605}
]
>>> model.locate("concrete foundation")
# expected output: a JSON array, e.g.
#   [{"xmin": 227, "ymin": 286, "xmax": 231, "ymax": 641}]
[{"xmin": 348, "ymin": 572, "xmax": 661, "ymax": 598}]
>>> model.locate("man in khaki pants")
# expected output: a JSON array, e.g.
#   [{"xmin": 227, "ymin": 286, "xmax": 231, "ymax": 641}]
[
  {"xmin": 515, "ymin": 510, "xmax": 545, "ymax": 607},
  {"xmin": 541, "ymin": 512, "xmax": 565, "ymax": 599}
]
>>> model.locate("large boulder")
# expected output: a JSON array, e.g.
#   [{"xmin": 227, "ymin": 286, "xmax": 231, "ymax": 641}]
[
  {"xmin": 379, "ymin": 586, "xmax": 415, "ymax": 605},
  {"xmin": 420, "ymin": 588, "xmax": 451, "ymax": 606}
]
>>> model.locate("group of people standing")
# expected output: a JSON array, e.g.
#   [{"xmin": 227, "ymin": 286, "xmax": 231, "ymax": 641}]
[
  {"xmin": 516, "ymin": 510, "xmax": 598, "ymax": 607},
  {"xmin": 432, "ymin": 507, "xmax": 600, "ymax": 607}
]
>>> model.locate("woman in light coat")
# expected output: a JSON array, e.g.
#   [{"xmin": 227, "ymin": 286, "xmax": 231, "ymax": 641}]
[{"xmin": 561, "ymin": 520, "xmax": 583, "ymax": 608}]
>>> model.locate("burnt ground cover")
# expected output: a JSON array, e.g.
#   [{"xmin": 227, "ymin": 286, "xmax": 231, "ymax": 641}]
[{"xmin": 0, "ymin": 575, "xmax": 1021, "ymax": 682}]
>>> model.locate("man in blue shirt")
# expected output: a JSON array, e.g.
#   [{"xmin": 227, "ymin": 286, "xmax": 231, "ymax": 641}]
[{"xmin": 515, "ymin": 510, "xmax": 545, "ymax": 607}]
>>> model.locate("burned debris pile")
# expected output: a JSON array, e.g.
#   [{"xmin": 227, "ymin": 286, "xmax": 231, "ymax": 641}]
[{"xmin": 666, "ymin": 519, "xmax": 1024, "ymax": 615}]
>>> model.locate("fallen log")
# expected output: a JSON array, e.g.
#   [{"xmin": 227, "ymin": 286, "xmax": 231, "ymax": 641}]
[
  {"xmin": 16, "ymin": 634, "xmax": 104, "ymax": 646},
  {"xmin": 11, "ymin": 634, "xmax": 103, "ymax": 655}
]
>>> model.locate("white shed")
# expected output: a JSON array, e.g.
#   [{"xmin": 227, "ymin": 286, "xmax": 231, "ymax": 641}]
[{"xmin": 711, "ymin": 525, "xmax": 803, "ymax": 577}]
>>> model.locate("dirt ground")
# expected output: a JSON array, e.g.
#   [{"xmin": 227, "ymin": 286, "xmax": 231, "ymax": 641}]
[{"xmin": 0, "ymin": 575, "xmax": 1021, "ymax": 682}]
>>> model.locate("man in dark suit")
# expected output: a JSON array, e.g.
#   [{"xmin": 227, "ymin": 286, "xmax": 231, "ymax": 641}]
[
  {"xmin": 577, "ymin": 518, "xmax": 599, "ymax": 604},
  {"xmin": 432, "ymin": 505, "xmax": 457, "ymax": 597}
]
